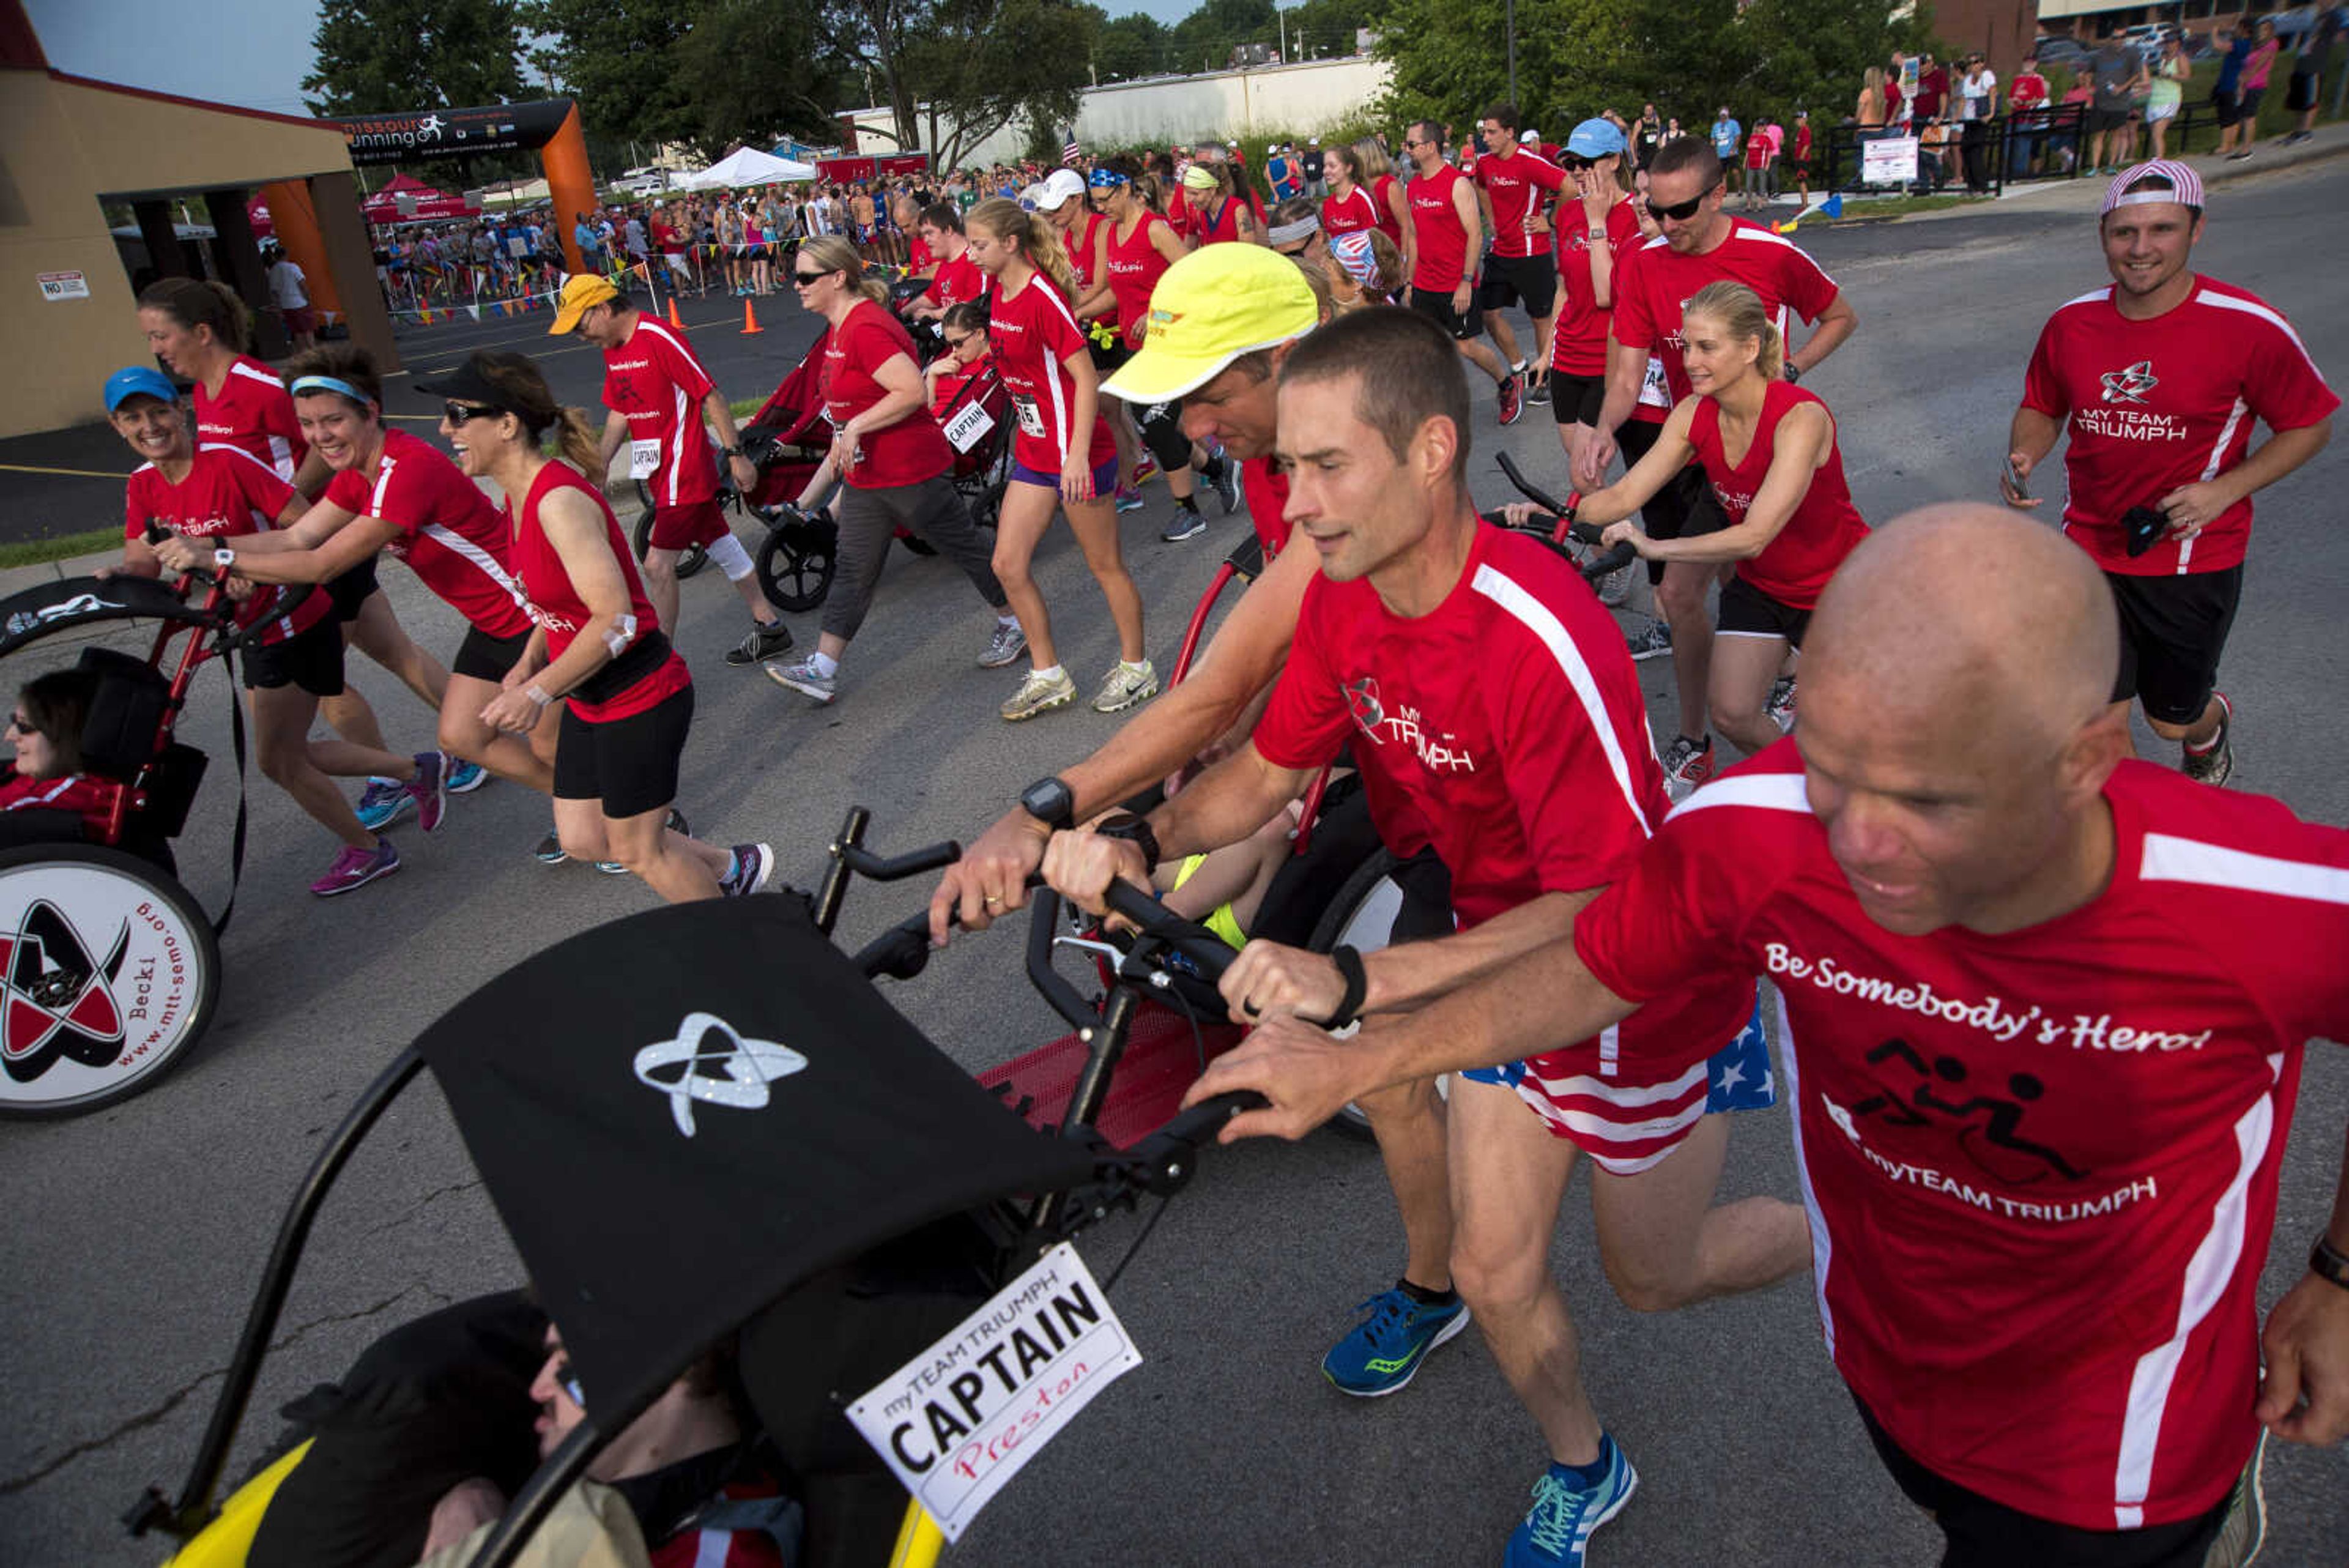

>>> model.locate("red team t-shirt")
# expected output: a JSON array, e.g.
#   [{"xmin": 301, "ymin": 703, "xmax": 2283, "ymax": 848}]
[
  {"xmin": 602, "ymin": 318, "xmax": 720, "ymax": 508},
  {"xmin": 1575, "ymin": 745, "xmax": 2349, "ymax": 1531},
  {"xmin": 1239, "ymin": 457, "xmax": 1291, "ymax": 558},
  {"xmin": 1685, "ymin": 381, "xmax": 1870, "ymax": 609},
  {"xmin": 985, "ymin": 272, "xmax": 1116, "ymax": 476},
  {"xmin": 2021, "ymin": 277, "xmax": 2339, "ymax": 577},
  {"xmin": 922, "ymin": 250, "xmax": 985, "ymax": 314},
  {"xmin": 820, "ymin": 299, "xmax": 954, "ymax": 489},
  {"xmin": 322, "ymin": 429, "xmax": 535, "ymax": 638},
  {"xmin": 1551, "ymin": 198, "xmax": 1646, "ymax": 377},
  {"xmin": 1406, "ymin": 165, "xmax": 1476, "ymax": 292},
  {"xmin": 124, "ymin": 443, "xmax": 330, "ymax": 643},
  {"xmin": 195, "ymin": 356, "xmax": 308, "ymax": 483},
  {"xmin": 508, "ymin": 463, "xmax": 688, "ymax": 723},
  {"xmin": 1611, "ymin": 220, "xmax": 1842, "ymax": 403},
  {"xmin": 1253, "ymin": 526, "xmax": 1755, "ymax": 1166},
  {"xmin": 1321, "ymin": 185, "xmax": 1382, "ymax": 239},
  {"xmin": 1471, "ymin": 149, "xmax": 1569, "ymax": 259}
]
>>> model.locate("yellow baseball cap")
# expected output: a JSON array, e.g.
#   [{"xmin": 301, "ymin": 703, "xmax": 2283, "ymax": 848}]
[
  {"xmin": 1101, "ymin": 244, "xmax": 1318, "ymax": 404},
  {"xmin": 549, "ymin": 273, "xmax": 621, "ymax": 335}
]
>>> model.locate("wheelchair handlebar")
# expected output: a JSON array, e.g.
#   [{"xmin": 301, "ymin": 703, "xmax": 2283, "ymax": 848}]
[{"xmin": 1488, "ymin": 452, "xmax": 1637, "ymax": 584}]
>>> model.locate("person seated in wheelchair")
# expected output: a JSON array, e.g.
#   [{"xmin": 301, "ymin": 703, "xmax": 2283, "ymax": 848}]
[
  {"xmin": 0, "ymin": 669, "xmax": 115, "ymax": 850},
  {"xmin": 415, "ymin": 1320, "xmax": 794, "ymax": 1568},
  {"xmin": 921, "ymin": 301, "xmax": 993, "ymax": 420},
  {"xmin": 1152, "ymin": 793, "xmax": 1307, "ymax": 952}
]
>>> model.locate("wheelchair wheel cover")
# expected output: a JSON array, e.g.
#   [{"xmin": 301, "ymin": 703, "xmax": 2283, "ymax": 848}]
[
  {"xmin": 1308, "ymin": 850, "xmax": 1449, "ymax": 1143},
  {"xmin": 756, "ymin": 527, "xmax": 836, "ymax": 614},
  {"xmin": 631, "ymin": 505, "xmax": 708, "ymax": 581},
  {"xmin": 0, "ymin": 844, "xmax": 222, "ymax": 1118}
]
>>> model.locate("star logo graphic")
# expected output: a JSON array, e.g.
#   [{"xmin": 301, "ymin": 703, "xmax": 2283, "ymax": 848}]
[
  {"xmin": 633, "ymin": 1011, "xmax": 806, "ymax": 1137},
  {"xmin": 2099, "ymin": 360, "xmax": 2158, "ymax": 404},
  {"xmin": 0, "ymin": 900, "xmax": 130, "ymax": 1080},
  {"xmin": 1344, "ymin": 675, "xmax": 1387, "ymax": 741}
]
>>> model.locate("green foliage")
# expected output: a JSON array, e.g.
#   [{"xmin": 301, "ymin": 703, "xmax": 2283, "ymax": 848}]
[
  {"xmin": 518, "ymin": 0, "xmax": 699, "ymax": 149},
  {"xmin": 303, "ymin": 0, "xmax": 527, "ymax": 116},
  {"xmin": 1171, "ymin": 0, "xmax": 1277, "ymax": 72},
  {"xmin": 903, "ymin": 0, "xmax": 1097, "ymax": 166},
  {"xmin": 1094, "ymin": 10, "xmax": 1175, "ymax": 80},
  {"xmin": 673, "ymin": 0, "xmax": 845, "ymax": 154}
]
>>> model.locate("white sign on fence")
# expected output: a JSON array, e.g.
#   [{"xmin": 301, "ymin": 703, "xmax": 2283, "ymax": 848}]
[
  {"xmin": 1861, "ymin": 136, "xmax": 1920, "ymax": 186},
  {"xmin": 37, "ymin": 271, "xmax": 90, "ymax": 302},
  {"xmin": 846, "ymin": 1242, "xmax": 1142, "ymax": 1542}
]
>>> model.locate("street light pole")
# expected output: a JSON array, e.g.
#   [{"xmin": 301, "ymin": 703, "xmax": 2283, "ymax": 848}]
[{"xmin": 1506, "ymin": 0, "xmax": 1518, "ymax": 105}]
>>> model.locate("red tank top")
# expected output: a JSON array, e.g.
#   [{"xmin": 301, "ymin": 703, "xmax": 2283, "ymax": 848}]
[
  {"xmin": 1371, "ymin": 174, "xmax": 1406, "ymax": 248},
  {"xmin": 509, "ymin": 461, "xmax": 689, "ymax": 721},
  {"xmin": 1685, "ymin": 380, "xmax": 1869, "ymax": 611},
  {"xmin": 1068, "ymin": 212, "xmax": 1106, "ymax": 291},
  {"xmin": 1106, "ymin": 211, "xmax": 1174, "ymax": 349},
  {"xmin": 1194, "ymin": 196, "xmax": 1244, "ymax": 246}
]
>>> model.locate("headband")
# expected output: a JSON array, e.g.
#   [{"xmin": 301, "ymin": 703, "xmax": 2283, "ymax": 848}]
[
  {"xmin": 289, "ymin": 374, "xmax": 374, "ymax": 407},
  {"xmin": 1088, "ymin": 168, "xmax": 1129, "ymax": 188},
  {"xmin": 1267, "ymin": 215, "xmax": 1322, "ymax": 247},
  {"xmin": 1327, "ymin": 231, "xmax": 1381, "ymax": 288}
]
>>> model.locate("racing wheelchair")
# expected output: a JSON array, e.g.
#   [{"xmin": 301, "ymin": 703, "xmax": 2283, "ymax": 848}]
[{"xmin": 0, "ymin": 560, "xmax": 314, "ymax": 1117}]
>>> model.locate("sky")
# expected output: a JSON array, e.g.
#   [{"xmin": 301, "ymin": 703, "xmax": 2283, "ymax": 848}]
[{"xmin": 24, "ymin": 0, "xmax": 1206, "ymax": 120}]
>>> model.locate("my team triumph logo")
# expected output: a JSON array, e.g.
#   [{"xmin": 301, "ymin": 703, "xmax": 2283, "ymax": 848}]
[
  {"xmin": 1344, "ymin": 675, "xmax": 1387, "ymax": 740},
  {"xmin": 2099, "ymin": 360, "xmax": 2158, "ymax": 404},
  {"xmin": 634, "ymin": 1011, "xmax": 807, "ymax": 1136},
  {"xmin": 0, "ymin": 900, "xmax": 130, "ymax": 1081}
]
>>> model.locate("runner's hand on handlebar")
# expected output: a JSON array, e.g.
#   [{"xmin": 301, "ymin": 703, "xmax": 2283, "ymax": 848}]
[
  {"xmin": 1039, "ymin": 826, "xmax": 1154, "ymax": 922},
  {"xmin": 1220, "ymin": 939, "xmax": 1346, "ymax": 1027},
  {"xmin": 1493, "ymin": 501, "xmax": 1546, "ymax": 530},
  {"xmin": 1599, "ymin": 519, "xmax": 1656, "ymax": 558},
  {"xmin": 1178, "ymin": 1011, "xmax": 1386, "ymax": 1143},
  {"xmin": 927, "ymin": 808, "xmax": 1052, "ymax": 943}
]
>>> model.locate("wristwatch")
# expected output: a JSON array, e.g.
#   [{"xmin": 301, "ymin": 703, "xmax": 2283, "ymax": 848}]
[
  {"xmin": 212, "ymin": 546, "xmax": 236, "ymax": 571},
  {"xmin": 1783, "ymin": 361, "xmax": 1803, "ymax": 384},
  {"xmin": 1095, "ymin": 812, "xmax": 1162, "ymax": 875},
  {"xmin": 2313, "ymin": 1235, "xmax": 2349, "ymax": 1294},
  {"xmin": 722, "ymin": 445, "xmax": 744, "ymax": 458},
  {"xmin": 1019, "ymin": 775, "xmax": 1074, "ymax": 831}
]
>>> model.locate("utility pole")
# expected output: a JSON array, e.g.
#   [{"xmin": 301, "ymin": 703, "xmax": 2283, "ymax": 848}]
[
  {"xmin": 1278, "ymin": 6, "xmax": 1287, "ymax": 62},
  {"xmin": 1506, "ymin": 0, "xmax": 1518, "ymax": 105}
]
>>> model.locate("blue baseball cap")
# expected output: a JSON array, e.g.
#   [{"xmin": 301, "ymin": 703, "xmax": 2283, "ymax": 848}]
[
  {"xmin": 104, "ymin": 365, "xmax": 180, "ymax": 412},
  {"xmin": 1566, "ymin": 118, "xmax": 1627, "ymax": 158}
]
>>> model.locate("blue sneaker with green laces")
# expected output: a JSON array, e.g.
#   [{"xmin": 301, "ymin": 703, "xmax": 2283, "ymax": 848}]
[
  {"xmin": 1506, "ymin": 1433, "xmax": 1638, "ymax": 1567},
  {"xmin": 1321, "ymin": 1284, "xmax": 1469, "ymax": 1396}
]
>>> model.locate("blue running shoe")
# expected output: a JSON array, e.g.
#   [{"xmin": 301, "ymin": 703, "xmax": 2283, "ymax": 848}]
[
  {"xmin": 1506, "ymin": 1435, "xmax": 1639, "ymax": 1567},
  {"xmin": 446, "ymin": 757, "xmax": 488, "ymax": 793},
  {"xmin": 354, "ymin": 776, "xmax": 410, "ymax": 830},
  {"xmin": 1322, "ymin": 1286, "xmax": 1470, "ymax": 1397}
]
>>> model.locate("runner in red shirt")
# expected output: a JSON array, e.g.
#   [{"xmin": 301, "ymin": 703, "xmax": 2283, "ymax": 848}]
[
  {"xmin": 1321, "ymin": 144, "xmax": 1386, "ymax": 239},
  {"xmin": 107, "ymin": 363, "xmax": 430, "ymax": 898},
  {"xmin": 965, "ymin": 197, "xmax": 1152, "ymax": 723},
  {"xmin": 1193, "ymin": 505, "xmax": 2349, "ymax": 1568},
  {"xmin": 1177, "ymin": 161, "xmax": 1261, "ymax": 247},
  {"xmin": 551, "ymin": 274, "xmax": 789, "ymax": 664},
  {"xmin": 429, "ymin": 351, "xmax": 772, "ymax": 904},
  {"xmin": 136, "ymin": 278, "xmax": 447, "ymax": 792},
  {"xmin": 760, "ymin": 236, "xmax": 1020, "ymax": 706},
  {"xmin": 1091, "ymin": 159, "xmax": 1238, "ymax": 542},
  {"xmin": 1584, "ymin": 281, "xmax": 1870, "ymax": 762},
  {"xmin": 1399, "ymin": 120, "xmax": 1520, "ymax": 421},
  {"xmin": 1586, "ymin": 137, "xmax": 1860, "ymax": 797},
  {"xmin": 1545, "ymin": 120, "xmax": 1645, "ymax": 480},
  {"xmin": 935, "ymin": 242, "xmax": 1321, "ymax": 940},
  {"xmin": 2004, "ymin": 162, "xmax": 2337, "ymax": 787},
  {"xmin": 1469, "ymin": 103, "xmax": 1570, "ymax": 404},
  {"xmin": 1053, "ymin": 311, "xmax": 1805, "ymax": 1568},
  {"xmin": 905, "ymin": 204, "xmax": 984, "ymax": 322},
  {"xmin": 1359, "ymin": 136, "xmax": 1409, "ymax": 252}
]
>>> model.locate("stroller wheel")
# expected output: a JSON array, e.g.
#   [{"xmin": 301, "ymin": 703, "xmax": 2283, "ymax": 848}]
[
  {"xmin": 971, "ymin": 480, "xmax": 1006, "ymax": 532},
  {"xmin": 757, "ymin": 519, "xmax": 837, "ymax": 613},
  {"xmin": 633, "ymin": 505, "xmax": 708, "ymax": 580}
]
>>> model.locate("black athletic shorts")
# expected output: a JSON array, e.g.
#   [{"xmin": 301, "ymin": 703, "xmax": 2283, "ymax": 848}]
[
  {"xmin": 1549, "ymin": 371, "xmax": 1608, "ymax": 427},
  {"xmin": 242, "ymin": 614, "xmax": 346, "ymax": 697},
  {"xmin": 1617, "ymin": 417, "xmax": 1728, "ymax": 585},
  {"xmin": 1088, "ymin": 332, "xmax": 1132, "ymax": 377},
  {"xmin": 1409, "ymin": 284, "xmax": 1485, "ymax": 341},
  {"xmin": 325, "ymin": 558, "xmax": 379, "ymax": 623},
  {"xmin": 2238, "ymin": 85, "xmax": 2266, "ymax": 119},
  {"xmin": 1854, "ymin": 1397, "xmax": 2232, "ymax": 1568},
  {"xmin": 2287, "ymin": 69, "xmax": 2318, "ymax": 112},
  {"xmin": 553, "ymin": 679, "xmax": 694, "ymax": 821},
  {"xmin": 451, "ymin": 623, "xmax": 534, "ymax": 683},
  {"xmin": 2106, "ymin": 565, "xmax": 2241, "ymax": 727},
  {"xmin": 1476, "ymin": 251, "xmax": 1558, "ymax": 318},
  {"xmin": 2210, "ymin": 89, "xmax": 2241, "ymax": 128},
  {"xmin": 1716, "ymin": 571, "xmax": 1811, "ymax": 647}
]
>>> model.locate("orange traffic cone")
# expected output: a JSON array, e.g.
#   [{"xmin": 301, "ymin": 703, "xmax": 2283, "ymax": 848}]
[
  {"xmin": 667, "ymin": 294, "xmax": 686, "ymax": 330},
  {"xmin": 740, "ymin": 297, "xmax": 764, "ymax": 335}
]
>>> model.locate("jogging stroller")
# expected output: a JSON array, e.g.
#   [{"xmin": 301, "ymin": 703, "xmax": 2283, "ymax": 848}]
[
  {"xmin": 128, "ymin": 814, "xmax": 1263, "ymax": 1568},
  {"xmin": 743, "ymin": 327, "xmax": 1014, "ymax": 615}
]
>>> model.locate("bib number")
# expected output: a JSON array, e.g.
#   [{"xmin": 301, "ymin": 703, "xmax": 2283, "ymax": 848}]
[
  {"xmin": 1011, "ymin": 395, "xmax": 1045, "ymax": 439},
  {"xmin": 629, "ymin": 438, "xmax": 661, "ymax": 480},
  {"xmin": 943, "ymin": 400, "xmax": 995, "ymax": 454},
  {"xmin": 1638, "ymin": 357, "xmax": 1670, "ymax": 411}
]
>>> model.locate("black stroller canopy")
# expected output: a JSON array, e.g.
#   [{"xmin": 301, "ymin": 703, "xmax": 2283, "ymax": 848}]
[{"xmin": 417, "ymin": 894, "xmax": 1099, "ymax": 1426}]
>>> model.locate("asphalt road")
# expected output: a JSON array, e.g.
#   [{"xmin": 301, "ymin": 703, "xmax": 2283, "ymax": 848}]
[{"xmin": 4, "ymin": 164, "xmax": 2347, "ymax": 1568}]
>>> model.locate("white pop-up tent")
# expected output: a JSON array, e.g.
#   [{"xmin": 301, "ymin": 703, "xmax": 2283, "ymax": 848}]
[{"xmin": 681, "ymin": 147, "xmax": 816, "ymax": 188}]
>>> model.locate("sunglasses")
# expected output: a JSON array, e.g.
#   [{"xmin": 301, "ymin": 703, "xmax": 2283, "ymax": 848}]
[
  {"xmin": 792, "ymin": 269, "xmax": 833, "ymax": 284},
  {"xmin": 551, "ymin": 1353, "xmax": 585, "ymax": 1408},
  {"xmin": 1646, "ymin": 180, "xmax": 1721, "ymax": 223},
  {"xmin": 442, "ymin": 402, "xmax": 502, "ymax": 425},
  {"xmin": 1560, "ymin": 154, "xmax": 1596, "ymax": 172},
  {"xmin": 6, "ymin": 713, "xmax": 38, "ymax": 737},
  {"xmin": 944, "ymin": 333, "xmax": 978, "ymax": 351}
]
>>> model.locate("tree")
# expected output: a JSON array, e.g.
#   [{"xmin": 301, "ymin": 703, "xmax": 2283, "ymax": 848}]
[
  {"xmin": 1096, "ymin": 12, "xmax": 1174, "ymax": 80},
  {"xmin": 902, "ymin": 0, "xmax": 1097, "ymax": 167},
  {"xmin": 516, "ymin": 0, "xmax": 699, "ymax": 150},
  {"xmin": 674, "ymin": 0, "xmax": 850, "ymax": 155},
  {"xmin": 303, "ymin": 0, "xmax": 527, "ymax": 115},
  {"xmin": 1170, "ymin": 0, "xmax": 1276, "ymax": 72}
]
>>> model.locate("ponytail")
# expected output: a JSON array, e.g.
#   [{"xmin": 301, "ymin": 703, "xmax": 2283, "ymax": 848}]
[
  {"xmin": 138, "ymin": 276, "xmax": 251, "ymax": 354},
  {"xmin": 1683, "ymin": 281, "xmax": 1784, "ymax": 381},
  {"xmin": 554, "ymin": 407, "xmax": 601, "ymax": 475},
  {"xmin": 968, "ymin": 198, "xmax": 1080, "ymax": 299}
]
